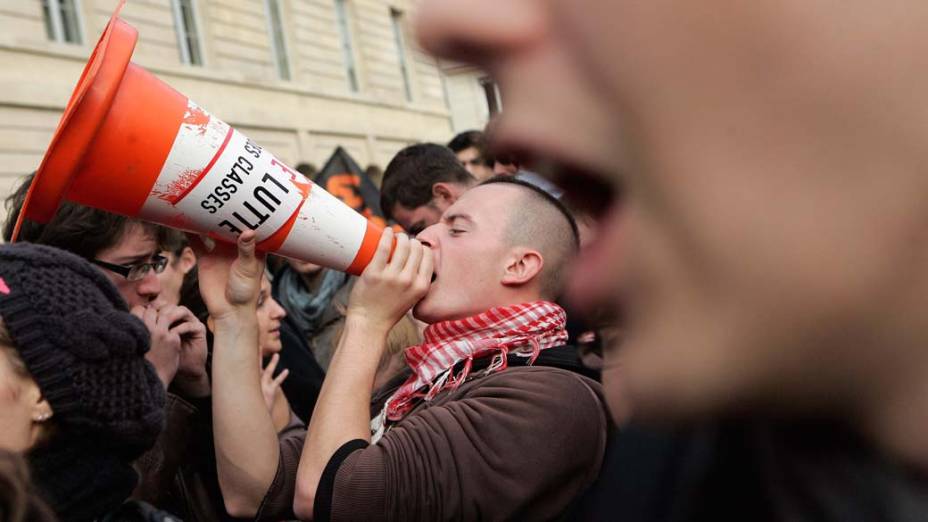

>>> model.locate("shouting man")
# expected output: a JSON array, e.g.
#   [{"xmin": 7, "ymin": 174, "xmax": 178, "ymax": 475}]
[{"xmin": 199, "ymin": 177, "xmax": 608, "ymax": 521}]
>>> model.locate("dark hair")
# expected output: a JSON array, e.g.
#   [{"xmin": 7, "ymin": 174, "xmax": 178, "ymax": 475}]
[
  {"xmin": 365, "ymin": 164, "xmax": 384, "ymax": 187},
  {"xmin": 447, "ymin": 130, "xmax": 494, "ymax": 166},
  {"xmin": 380, "ymin": 143, "xmax": 477, "ymax": 220},
  {"xmin": 159, "ymin": 227, "xmax": 188, "ymax": 257},
  {"xmin": 447, "ymin": 130, "xmax": 483, "ymax": 153},
  {"xmin": 3, "ymin": 172, "xmax": 160, "ymax": 260},
  {"xmin": 295, "ymin": 163, "xmax": 317, "ymax": 179},
  {"xmin": 159, "ymin": 228, "xmax": 201, "ymax": 310},
  {"xmin": 480, "ymin": 175, "xmax": 580, "ymax": 251}
]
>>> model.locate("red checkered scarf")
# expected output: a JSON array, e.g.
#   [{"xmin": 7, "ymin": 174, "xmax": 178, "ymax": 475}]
[{"xmin": 372, "ymin": 301, "xmax": 567, "ymax": 440}]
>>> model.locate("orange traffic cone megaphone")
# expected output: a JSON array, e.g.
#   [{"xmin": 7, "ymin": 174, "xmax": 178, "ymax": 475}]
[{"xmin": 13, "ymin": 2, "xmax": 383, "ymax": 275}]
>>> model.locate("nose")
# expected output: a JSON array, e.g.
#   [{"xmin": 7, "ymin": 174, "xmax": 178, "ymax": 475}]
[
  {"xmin": 416, "ymin": 224, "xmax": 439, "ymax": 248},
  {"xmin": 269, "ymin": 297, "xmax": 286, "ymax": 320},
  {"xmin": 415, "ymin": 0, "xmax": 545, "ymax": 67},
  {"xmin": 137, "ymin": 270, "xmax": 162, "ymax": 302}
]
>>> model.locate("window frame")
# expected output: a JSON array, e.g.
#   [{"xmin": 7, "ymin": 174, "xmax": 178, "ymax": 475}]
[
  {"xmin": 42, "ymin": 0, "xmax": 85, "ymax": 45},
  {"xmin": 264, "ymin": 0, "xmax": 292, "ymax": 81},
  {"xmin": 170, "ymin": 0, "xmax": 205, "ymax": 66},
  {"xmin": 390, "ymin": 8, "xmax": 414, "ymax": 102},
  {"xmin": 334, "ymin": 0, "xmax": 360, "ymax": 93},
  {"xmin": 480, "ymin": 76, "xmax": 503, "ymax": 115}
]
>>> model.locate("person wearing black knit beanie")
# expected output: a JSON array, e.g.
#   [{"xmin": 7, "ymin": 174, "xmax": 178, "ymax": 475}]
[{"xmin": 0, "ymin": 242, "xmax": 166, "ymax": 522}]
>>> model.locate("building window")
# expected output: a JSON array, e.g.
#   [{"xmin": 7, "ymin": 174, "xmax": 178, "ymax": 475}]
[
  {"xmin": 390, "ymin": 8, "xmax": 413, "ymax": 102},
  {"xmin": 265, "ymin": 0, "xmax": 291, "ymax": 80},
  {"xmin": 480, "ymin": 77, "xmax": 503, "ymax": 115},
  {"xmin": 41, "ymin": 0, "xmax": 83, "ymax": 44},
  {"xmin": 334, "ymin": 0, "xmax": 359, "ymax": 92},
  {"xmin": 171, "ymin": 0, "xmax": 203, "ymax": 66}
]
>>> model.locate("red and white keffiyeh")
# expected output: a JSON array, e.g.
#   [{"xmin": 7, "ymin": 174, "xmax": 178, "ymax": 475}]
[{"xmin": 371, "ymin": 301, "xmax": 567, "ymax": 441}]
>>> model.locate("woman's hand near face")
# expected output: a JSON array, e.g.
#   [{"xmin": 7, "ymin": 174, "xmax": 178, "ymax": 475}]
[{"xmin": 260, "ymin": 353, "xmax": 289, "ymax": 412}]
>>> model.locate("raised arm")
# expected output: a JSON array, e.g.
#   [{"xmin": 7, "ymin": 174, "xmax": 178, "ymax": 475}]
[
  {"xmin": 294, "ymin": 229, "xmax": 432, "ymax": 520},
  {"xmin": 196, "ymin": 231, "xmax": 280, "ymax": 518}
]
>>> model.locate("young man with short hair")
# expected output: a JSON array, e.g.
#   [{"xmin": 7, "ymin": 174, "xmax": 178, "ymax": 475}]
[
  {"xmin": 447, "ymin": 129, "xmax": 494, "ymax": 181},
  {"xmin": 4, "ymin": 173, "xmax": 207, "ymax": 392},
  {"xmin": 199, "ymin": 178, "xmax": 608, "ymax": 521},
  {"xmin": 380, "ymin": 143, "xmax": 477, "ymax": 235}
]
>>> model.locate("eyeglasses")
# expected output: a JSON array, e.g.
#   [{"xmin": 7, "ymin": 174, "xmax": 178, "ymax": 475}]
[{"xmin": 92, "ymin": 254, "xmax": 168, "ymax": 281}]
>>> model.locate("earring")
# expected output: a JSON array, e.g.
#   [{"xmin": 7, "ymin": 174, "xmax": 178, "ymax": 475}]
[{"xmin": 34, "ymin": 412, "xmax": 51, "ymax": 422}]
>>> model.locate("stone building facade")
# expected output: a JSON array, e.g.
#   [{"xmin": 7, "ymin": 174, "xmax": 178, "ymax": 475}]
[{"xmin": 0, "ymin": 0, "xmax": 492, "ymax": 201}]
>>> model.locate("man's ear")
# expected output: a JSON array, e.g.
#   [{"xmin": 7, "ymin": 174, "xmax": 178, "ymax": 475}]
[
  {"xmin": 179, "ymin": 246, "xmax": 197, "ymax": 275},
  {"xmin": 432, "ymin": 182, "xmax": 459, "ymax": 205},
  {"xmin": 501, "ymin": 249, "xmax": 544, "ymax": 287}
]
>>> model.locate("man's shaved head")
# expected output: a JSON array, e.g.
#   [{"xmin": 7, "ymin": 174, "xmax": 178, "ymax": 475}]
[{"xmin": 481, "ymin": 176, "xmax": 579, "ymax": 299}]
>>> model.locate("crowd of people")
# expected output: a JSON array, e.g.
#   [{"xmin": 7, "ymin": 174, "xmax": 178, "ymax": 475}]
[{"xmin": 3, "ymin": 1, "xmax": 928, "ymax": 521}]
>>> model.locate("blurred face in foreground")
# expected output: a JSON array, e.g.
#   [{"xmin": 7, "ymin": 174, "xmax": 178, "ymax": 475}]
[{"xmin": 416, "ymin": 0, "xmax": 928, "ymax": 443}]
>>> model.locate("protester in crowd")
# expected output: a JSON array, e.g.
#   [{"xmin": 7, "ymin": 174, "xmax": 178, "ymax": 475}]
[
  {"xmin": 272, "ymin": 259, "xmax": 350, "ymax": 370},
  {"xmin": 3, "ymin": 173, "xmax": 209, "ymax": 396},
  {"xmin": 155, "ymin": 228, "xmax": 197, "ymax": 308},
  {"xmin": 272, "ymin": 257, "xmax": 410, "ymax": 422},
  {"xmin": 447, "ymin": 130, "xmax": 494, "ymax": 181},
  {"xmin": 417, "ymin": 0, "xmax": 928, "ymax": 519},
  {"xmin": 196, "ymin": 177, "xmax": 608, "ymax": 520},
  {"xmin": 380, "ymin": 143, "xmax": 477, "ymax": 235},
  {"xmin": 4, "ymin": 175, "xmax": 215, "ymax": 520},
  {"xmin": 3, "ymin": 176, "xmax": 207, "ymax": 395},
  {"xmin": 264, "ymin": 263, "xmax": 329, "ymax": 423},
  {"xmin": 295, "ymin": 177, "xmax": 605, "ymax": 521},
  {"xmin": 254, "ymin": 272, "xmax": 295, "ymax": 433},
  {"xmin": 197, "ymin": 234, "xmax": 425, "ymax": 520},
  {"xmin": 0, "ymin": 243, "xmax": 166, "ymax": 521},
  {"xmin": 194, "ymin": 232, "xmax": 299, "ymax": 519}
]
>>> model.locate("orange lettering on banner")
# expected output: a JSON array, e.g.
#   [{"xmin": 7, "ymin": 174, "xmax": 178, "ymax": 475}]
[
  {"xmin": 324, "ymin": 173, "xmax": 387, "ymax": 229},
  {"xmin": 326, "ymin": 174, "xmax": 364, "ymax": 210}
]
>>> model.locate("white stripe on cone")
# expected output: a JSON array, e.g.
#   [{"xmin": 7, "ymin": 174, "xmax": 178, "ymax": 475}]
[{"xmin": 139, "ymin": 100, "xmax": 368, "ymax": 271}]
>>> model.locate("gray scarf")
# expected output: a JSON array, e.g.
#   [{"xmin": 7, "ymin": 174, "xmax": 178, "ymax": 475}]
[{"xmin": 273, "ymin": 265, "xmax": 348, "ymax": 338}]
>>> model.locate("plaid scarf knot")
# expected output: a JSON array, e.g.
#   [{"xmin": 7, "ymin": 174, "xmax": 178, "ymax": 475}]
[{"xmin": 371, "ymin": 301, "xmax": 567, "ymax": 441}]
